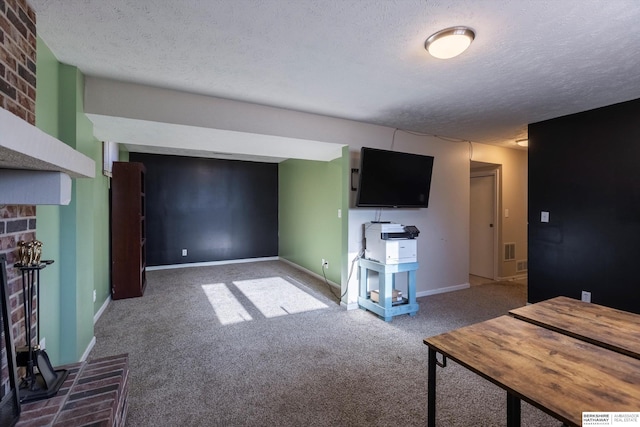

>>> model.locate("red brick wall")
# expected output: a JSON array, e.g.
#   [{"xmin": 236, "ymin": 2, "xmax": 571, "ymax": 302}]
[
  {"xmin": 1, "ymin": 205, "xmax": 37, "ymax": 346},
  {"xmin": 0, "ymin": 0, "xmax": 37, "ymax": 397},
  {"xmin": 0, "ymin": 0, "xmax": 37, "ymax": 125}
]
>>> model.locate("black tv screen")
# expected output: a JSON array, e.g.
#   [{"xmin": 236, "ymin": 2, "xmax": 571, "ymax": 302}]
[{"xmin": 356, "ymin": 147, "xmax": 434, "ymax": 208}]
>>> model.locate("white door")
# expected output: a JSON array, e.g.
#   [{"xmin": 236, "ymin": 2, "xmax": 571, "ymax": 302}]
[{"xmin": 470, "ymin": 175, "xmax": 495, "ymax": 279}]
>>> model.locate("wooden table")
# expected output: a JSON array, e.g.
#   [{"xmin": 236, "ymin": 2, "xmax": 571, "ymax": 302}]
[
  {"xmin": 509, "ymin": 296, "xmax": 640, "ymax": 359},
  {"xmin": 424, "ymin": 315, "xmax": 640, "ymax": 427}
]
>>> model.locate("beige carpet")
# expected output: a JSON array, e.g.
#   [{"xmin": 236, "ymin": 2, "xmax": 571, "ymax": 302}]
[{"xmin": 90, "ymin": 261, "xmax": 560, "ymax": 426}]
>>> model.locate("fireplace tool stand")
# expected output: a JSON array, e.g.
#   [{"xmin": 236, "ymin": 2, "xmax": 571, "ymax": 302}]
[{"xmin": 15, "ymin": 260, "xmax": 68, "ymax": 403}]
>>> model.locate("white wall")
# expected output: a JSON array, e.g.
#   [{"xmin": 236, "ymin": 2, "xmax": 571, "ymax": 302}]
[
  {"xmin": 470, "ymin": 143, "xmax": 528, "ymax": 279},
  {"xmin": 345, "ymin": 132, "xmax": 471, "ymax": 306}
]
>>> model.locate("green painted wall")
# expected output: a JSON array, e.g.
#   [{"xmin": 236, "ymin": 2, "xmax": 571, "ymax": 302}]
[
  {"xmin": 339, "ymin": 146, "xmax": 349, "ymax": 291},
  {"xmin": 278, "ymin": 152, "xmax": 347, "ymax": 297},
  {"xmin": 119, "ymin": 146, "xmax": 129, "ymax": 161},
  {"xmin": 35, "ymin": 38, "xmax": 62, "ymax": 362},
  {"xmin": 35, "ymin": 38, "xmax": 110, "ymax": 364}
]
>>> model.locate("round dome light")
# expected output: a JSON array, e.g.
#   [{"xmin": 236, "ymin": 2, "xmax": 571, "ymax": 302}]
[{"xmin": 425, "ymin": 27, "xmax": 475, "ymax": 59}]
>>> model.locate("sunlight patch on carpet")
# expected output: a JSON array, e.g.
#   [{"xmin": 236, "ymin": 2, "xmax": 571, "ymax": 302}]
[
  {"xmin": 202, "ymin": 283, "xmax": 253, "ymax": 325},
  {"xmin": 234, "ymin": 276, "xmax": 328, "ymax": 318}
]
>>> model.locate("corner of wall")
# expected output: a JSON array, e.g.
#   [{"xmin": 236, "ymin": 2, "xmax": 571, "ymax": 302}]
[{"xmin": 37, "ymin": 55, "xmax": 110, "ymax": 364}]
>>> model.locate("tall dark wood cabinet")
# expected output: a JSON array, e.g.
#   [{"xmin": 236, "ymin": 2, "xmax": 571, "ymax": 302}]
[{"xmin": 111, "ymin": 161, "xmax": 146, "ymax": 299}]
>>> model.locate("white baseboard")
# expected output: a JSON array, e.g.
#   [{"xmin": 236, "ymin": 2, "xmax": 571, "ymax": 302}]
[
  {"xmin": 342, "ymin": 301, "xmax": 359, "ymax": 310},
  {"xmin": 278, "ymin": 257, "xmax": 341, "ymax": 290},
  {"xmin": 416, "ymin": 283, "xmax": 471, "ymax": 298},
  {"xmin": 496, "ymin": 274, "xmax": 528, "ymax": 281},
  {"xmin": 94, "ymin": 294, "xmax": 111, "ymax": 324},
  {"xmin": 344, "ymin": 283, "xmax": 471, "ymax": 310},
  {"xmin": 80, "ymin": 295, "xmax": 111, "ymax": 363},
  {"xmin": 81, "ymin": 336, "xmax": 96, "ymax": 362},
  {"xmin": 281, "ymin": 258, "xmax": 473, "ymax": 308},
  {"xmin": 146, "ymin": 256, "xmax": 279, "ymax": 271}
]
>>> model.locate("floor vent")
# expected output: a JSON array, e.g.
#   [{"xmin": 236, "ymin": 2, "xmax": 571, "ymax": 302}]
[
  {"xmin": 504, "ymin": 243, "xmax": 516, "ymax": 261},
  {"xmin": 516, "ymin": 259, "xmax": 528, "ymax": 272}
]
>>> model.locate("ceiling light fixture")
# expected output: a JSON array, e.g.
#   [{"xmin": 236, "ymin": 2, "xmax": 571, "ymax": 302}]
[
  {"xmin": 516, "ymin": 139, "xmax": 529, "ymax": 147},
  {"xmin": 425, "ymin": 26, "xmax": 475, "ymax": 59}
]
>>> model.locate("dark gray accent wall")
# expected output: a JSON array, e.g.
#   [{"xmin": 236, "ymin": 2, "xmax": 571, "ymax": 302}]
[
  {"xmin": 528, "ymin": 98, "xmax": 640, "ymax": 313},
  {"xmin": 130, "ymin": 153, "xmax": 278, "ymax": 266}
]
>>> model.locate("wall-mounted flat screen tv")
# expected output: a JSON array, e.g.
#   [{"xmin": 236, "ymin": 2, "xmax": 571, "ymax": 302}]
[{"xmin": 356, "ymin": 147, "xmax": 434, "ymax": 208}]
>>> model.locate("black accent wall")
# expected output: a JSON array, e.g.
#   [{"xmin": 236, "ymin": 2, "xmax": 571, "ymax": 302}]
[
  {"xmin": 130, "ymin": 153, "xmax": 278, "ymax": 266},
  {"xmin": 528, "ymin": 98, "xmax": 640, "ymax": 313}
]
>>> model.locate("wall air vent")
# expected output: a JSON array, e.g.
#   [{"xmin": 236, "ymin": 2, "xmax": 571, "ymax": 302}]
[{"xmin": 504, "ymin": 243, "xmax": 516, "ymax": 261}]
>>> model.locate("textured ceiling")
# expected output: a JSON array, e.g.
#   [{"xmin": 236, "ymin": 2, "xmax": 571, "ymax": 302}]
[{"xmin": 30, "ymin": 0, "xmax": 640, "ymax": 155}]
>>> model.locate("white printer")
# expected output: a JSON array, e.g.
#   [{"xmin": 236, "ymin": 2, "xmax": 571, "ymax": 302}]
[{"xmin": 364, "ymin": 222, "xmax": 419, "ymax": 264}]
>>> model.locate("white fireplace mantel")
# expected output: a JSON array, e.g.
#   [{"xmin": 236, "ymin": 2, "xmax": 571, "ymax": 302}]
[{"xmin": 0, "ymin": 108, "xmax": 95, "ymax": 205}]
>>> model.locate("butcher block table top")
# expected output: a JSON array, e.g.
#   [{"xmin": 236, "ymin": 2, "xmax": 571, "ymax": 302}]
[
  {"xmin": 423, "ymin": 315, "xmax": 640, "ymax": 426},
  {"xmin": 509, "ymin": 296, "xmax": 640, "ymax": 359}
]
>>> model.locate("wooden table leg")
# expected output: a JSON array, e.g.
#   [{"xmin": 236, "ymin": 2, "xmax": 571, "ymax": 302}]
[
  {"xmin": 428, "ymin": 347, "xmax": 437, "ymax": 427},
  {"xmin": 507, "ymin": 392, "xmax": 521, "ymax": 427}
]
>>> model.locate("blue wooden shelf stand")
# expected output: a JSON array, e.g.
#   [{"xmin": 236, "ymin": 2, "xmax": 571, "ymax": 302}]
[{"xmin": 357, "ymin": 258, "xmax": 419, "ymax": 321}]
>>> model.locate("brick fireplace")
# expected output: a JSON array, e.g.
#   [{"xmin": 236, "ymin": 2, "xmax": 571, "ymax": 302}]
[{"xmin": 0, "ymin": 0, "xmax": 39, "ymax": 396}]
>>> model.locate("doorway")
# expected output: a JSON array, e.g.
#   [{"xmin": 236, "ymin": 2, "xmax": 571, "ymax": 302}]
[{"xmin": 470, "ymin": 169, "xmax": 498, "ymax": 280}]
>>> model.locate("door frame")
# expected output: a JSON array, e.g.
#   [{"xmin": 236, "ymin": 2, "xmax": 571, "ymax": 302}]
[{"xmin": 470, "ymin": 168, "xmax": 500, "ymax": 280}]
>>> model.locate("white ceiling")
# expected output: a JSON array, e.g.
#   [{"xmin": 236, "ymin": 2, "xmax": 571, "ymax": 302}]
[{"xmin": 30, "ymin": 0, "xmax": 640, "ymax": 159}]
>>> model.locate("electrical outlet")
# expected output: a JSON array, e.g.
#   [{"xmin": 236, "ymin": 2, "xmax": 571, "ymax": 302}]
[
  {"xmin": 322, "ymin": 259, "xmax": 328, "ymax": 269},
  {"xmin": 39, "ymin": 337, "xmax": 45, "ymax": 350},
  {"xmin": 93, "ymin": 289, "xmax": 97, "ymax": 303},
  {"xmin": 581, "ymin": 290, "xmax": 591, "ymax": 303},
  {"xmin": 541, "ymin": 211, "xmax": 550, "ymax": 223},
  {"xmin": 182, "ymin": 249, "xmax": 187, "ymax": 256}
]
